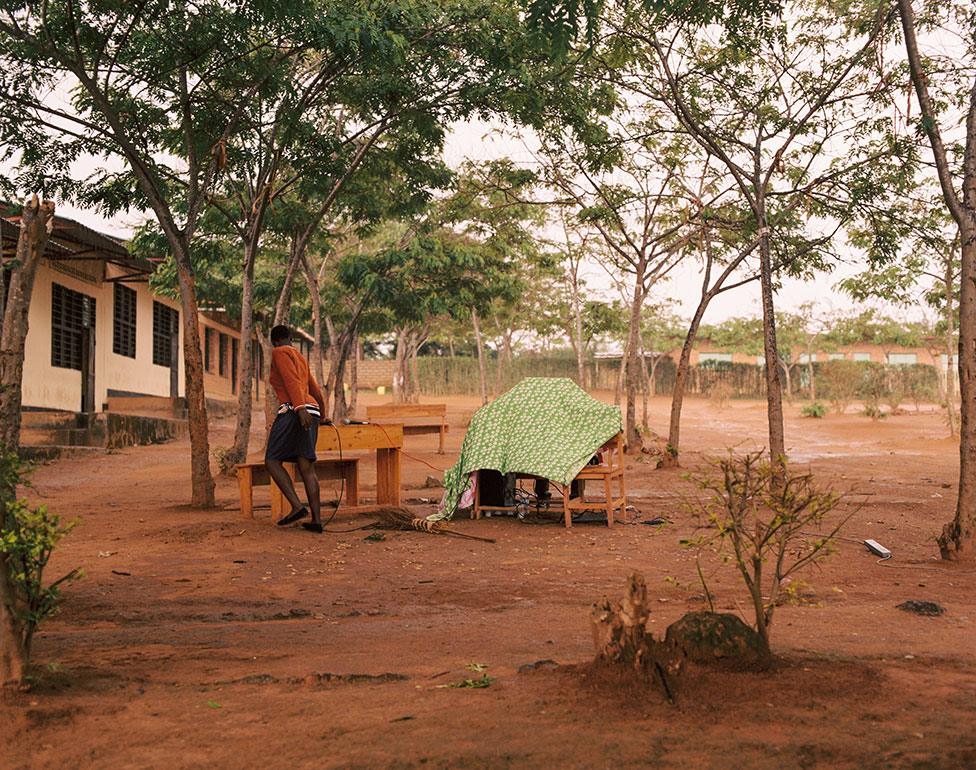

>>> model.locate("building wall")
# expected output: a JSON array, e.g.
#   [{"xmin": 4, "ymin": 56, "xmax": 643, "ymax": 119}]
[
  {"xmin": 199, "ymin": 315, "xmax": 262, "ymax": 403},
  {"xmin": 686, "ymin": 342, "xmax": 944, "ymax": 368},
  {"xmin": 22, "ymin": 259, "xmax": 185, "ymax": 412}
]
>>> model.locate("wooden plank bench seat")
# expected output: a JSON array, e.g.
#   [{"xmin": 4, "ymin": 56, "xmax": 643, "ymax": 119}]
[
  {"xmin": 237, "ymin": 458, "xmax": 360, "ymax": 519},
  {"xmin": 365, "ymin": 403, "xmax": 449, "ymax": 453}
]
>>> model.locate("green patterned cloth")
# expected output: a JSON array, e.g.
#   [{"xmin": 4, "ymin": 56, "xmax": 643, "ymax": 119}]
[{"xmin": 435, "ymin": 377, "xmax": 622, "ymax": 520}]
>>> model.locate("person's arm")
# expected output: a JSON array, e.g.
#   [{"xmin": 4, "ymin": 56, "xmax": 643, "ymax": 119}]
[{"xmin": 308, "ymin": 373, "xmax": 327, "ymax": 420}]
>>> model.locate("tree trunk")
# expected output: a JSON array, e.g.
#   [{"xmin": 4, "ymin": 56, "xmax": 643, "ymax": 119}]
[
  {"xmin": 173, "ymin": 239, "xmax": 215, "ymax": 507},
  {"xmin": 393, "ymin": 328, "xmax": 408, "ymax": 404},
  {"xmin": 573, "ymin": 277, "xmax": 586, "ymax": 389},
  {"xmin": 663, "ymin": 298, "xmax": 709, "ymax": 467},
  {"xmin": 409, "ymin": 336, "xmax": 422, "ymax": 403},
  {"xmin": 348, "ymin": 333, "xmax": 359, "ymax": 416},
  {"xmin": 639, "ymin": 343, "xmax": 651, "ymax": 432},
  {"xmin": 228, "ymin": 239, "xmax": 258, "ymax": 466},
  {"xmin": 898, "ymin": 0, "xmax": 976, "ymax": 558},
  {"xmin": 614, "ymin": 344, "xmax": 626, "ymax": 407},
  {"xmin": 807, "ymin": 353, "xmax": 816, "ymax": 402},
  {"xmin": 273, "ymin": 234, "xmax": 304, "ymax": 327},
  {"xmin": 0, "ymin": 196, "xmax": 54, "ymax": 688},
  {"xmin": 757, "ymin": 196, "xmax": 787, "ymax": 472},
  {"xmin": 624, "ymin": 282, "xmax": 644, "ymax": 451},
  {"xmin": 472, "ymin": 309, "xmax": 489, "ymax": 406},
  {"xmin": 0, "ymin": 197, "xmax": 53, "ymax": 453},
  {"xmin": 945, "ymin": 220, "xmax": 976, "ymax": 557},
  {"xmin": 302, "ymin": 256, "xmax": 326, "ymax": 400},
  {"xmin": 324, "ymin": 315, "xmax": 338, "ymax": 410},
  {"xmin": 945, "ymin": 260, "xmax": 958, "ymax": 437},
  {"xmin": 256, "ymin": 326, "xmax": 276, "ymax": 442}
]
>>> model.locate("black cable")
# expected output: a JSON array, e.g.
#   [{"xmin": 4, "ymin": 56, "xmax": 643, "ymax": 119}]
[{"xmin": 319, "ymin": 421, "xmax": 343, "ymax": 531}]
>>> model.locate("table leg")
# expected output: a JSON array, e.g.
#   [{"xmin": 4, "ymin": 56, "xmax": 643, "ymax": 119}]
[
  {"xmin": 237, "ymin": 467, "xmax": 253, "ymax": 518},
  {"xmin": 563, "ymin": 483, "xmax": 572, "ymax": 528},
  {"xmin": 346, "ymin": 461, "xmax": 360, "ymax": 506},
  {"xmin": 376, "ymin": 448, "xmax": 401, "ymax": 506},
  {"xmin": 605, "ymin": 474, "xmax": 613, "ymax": 527}
]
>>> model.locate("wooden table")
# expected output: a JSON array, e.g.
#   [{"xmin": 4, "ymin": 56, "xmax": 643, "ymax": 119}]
[
  {"xmin": 316, "ymin": 423, "xmax": 403, "ymax": 507},
  {"xmin": 365, "ymin": 404, "xmax": 449, "ymax": 453}
]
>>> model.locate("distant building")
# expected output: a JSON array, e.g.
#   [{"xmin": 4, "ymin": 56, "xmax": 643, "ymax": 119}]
[{"xmin": 1, "ymin": 213, "xmax": 262, "ymax": 414}]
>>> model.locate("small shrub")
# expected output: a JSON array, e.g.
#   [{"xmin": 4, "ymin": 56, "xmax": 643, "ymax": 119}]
[
  {"xmin": 817, "ymin": 359, "xmax": 862, "ymax": 415},
  {"xmin": 0, "ymin": 455, "xmax": 80, "ymax": 660},
  {"xmin": 862, "ymin": 402, "xmax": 885, "ymax": 420},
  {"xmin": 707, "ymin": 380, "xmax": 734, "ymax": 409},
  {"xmin": 684, "ymin": 452, "xmax": 851, "ymax": 660},
  {"xmin": 801, "ymin": 401, "xmax": 827, "ymax": 418},
  {"xmin": 211, "ymin": 445, "xmax": 237, "ymax": 476}
]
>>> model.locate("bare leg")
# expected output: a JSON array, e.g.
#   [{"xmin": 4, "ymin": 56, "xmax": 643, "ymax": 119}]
[
  {"xmin": 266, "ymin": 458, "xmax": 304, "ymax": 513},
  {"xmin": 296, "ymin": 456, "xmax": 321, "ymax": 523}
]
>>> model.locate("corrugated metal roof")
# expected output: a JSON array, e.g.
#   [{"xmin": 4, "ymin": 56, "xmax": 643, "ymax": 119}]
[{"xmin": 0, "ymin": 209, "xmax": 152, "ymax": 276}]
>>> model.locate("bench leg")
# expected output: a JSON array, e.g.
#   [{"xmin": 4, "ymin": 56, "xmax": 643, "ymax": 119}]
[
  {"xmin": 619, "ymin": 472, "xmax": 627, "ymax": 523},
  {"xmin": 563, "ymin": 483, "xmax": 572, "ymax": 528},
  {"xmin": 238, "ymin": 467, "xmax": 254, "ymax": 519},
  {"xmin": 605, "ymin": 474, "xmax": 613, "ymax": 527},
  {"xmin": 346, "ymin": 462, "xmax": 360, "ymax": 507},
  {"xmin": 376, "ymin": 449, "xmax": 401, "ymax": 506},
  {"xmin": 438, "ymin": 424, "xmax": 445, "ymax": 454}
]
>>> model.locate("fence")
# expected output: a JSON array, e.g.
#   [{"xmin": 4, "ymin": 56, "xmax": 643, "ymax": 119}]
[{"xmin": 402, "ymin": 355, "xmax": 943, "ymax": 403}]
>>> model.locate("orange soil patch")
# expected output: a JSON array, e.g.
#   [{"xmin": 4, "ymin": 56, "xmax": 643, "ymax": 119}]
[{"xmin": 3, "ymin": 393, "xmax": 976, "ymax": 769}]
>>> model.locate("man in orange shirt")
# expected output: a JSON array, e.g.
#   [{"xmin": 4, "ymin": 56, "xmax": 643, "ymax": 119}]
[{"xmin": 265, "ymin": 324, "xmax": 328, "ymax": 533}]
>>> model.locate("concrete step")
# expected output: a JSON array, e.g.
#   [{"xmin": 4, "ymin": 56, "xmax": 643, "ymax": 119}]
[
  {"xmin": 20, "ymin": 445, "xmax": 105, "ymax": 462},
  {"xmin": 105, "ymin": 395, "xmax": 188, "ymax": 419},
  {"xmin": 21, "ymin": 410, "xmax": 81, "ymax": 430}
]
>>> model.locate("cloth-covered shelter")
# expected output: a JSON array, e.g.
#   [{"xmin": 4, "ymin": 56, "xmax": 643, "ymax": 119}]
[{"xmin": 437, "ymin": 377, "xmax": 622, "ymax": 520}]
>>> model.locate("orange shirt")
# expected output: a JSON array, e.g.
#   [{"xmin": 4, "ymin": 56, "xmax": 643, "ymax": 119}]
[{"xmin": 269, "ymin": 345, "xmax": 325, "ymax": 414}]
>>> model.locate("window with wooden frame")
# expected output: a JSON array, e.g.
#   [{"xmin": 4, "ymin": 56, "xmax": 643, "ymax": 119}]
[
  {"xmin": 204, "ymin": 327, "xmax": 213, "ymax": 373},
  {"xmin": 218, "ymin": 333, "xmax": 228, "ymax": 377},
  {"xmin": 152, "ymin": 301, "xmax": 179, "ymax": 367},
  {"xmin": 51, "ymin": 283, "xmax": 95, "ymax": 370},
  {"xmin": 112, "ymin": 283, "xmax": 137, "ymax": 358},
  {"xmin": 231, "ymin": 338, "xmax": 239, "ymax": 393}
]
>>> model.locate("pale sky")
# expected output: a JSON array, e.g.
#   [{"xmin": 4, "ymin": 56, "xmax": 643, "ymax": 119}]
[{"xmin": 6, "ymin": 119, "xmax": 915, "ymax": 328}]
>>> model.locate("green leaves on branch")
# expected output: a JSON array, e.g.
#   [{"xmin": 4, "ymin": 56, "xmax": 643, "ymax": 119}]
[{"xmin": 0, "ymin": 454, "xmax": 80, "ymax": 657}]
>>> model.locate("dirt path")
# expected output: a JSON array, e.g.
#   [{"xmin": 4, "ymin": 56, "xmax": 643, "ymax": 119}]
[{"xmin": 3, "ymin": 395, "xmax": 976, "ymax": 769}]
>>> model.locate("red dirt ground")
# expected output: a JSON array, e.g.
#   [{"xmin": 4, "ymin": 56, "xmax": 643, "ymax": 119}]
[{"xmin": 3, "ymin": 393, "xmax": 976, "ymax": 769}]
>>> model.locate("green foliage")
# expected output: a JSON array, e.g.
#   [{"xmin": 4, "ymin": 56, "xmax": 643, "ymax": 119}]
[
  {"xmin": 0, "ymin": 455, "xmax": 80, "ymax": 656},
  {"xmin": 859, "ymin": 363, "xmax": 887, "ymax": 420},
  {"xmin": 816, "ymin": 359, "xmax": 863, "ymax": 415},
  {"xmin": 801, "ymin": 402, "xmax": 826, "ymax": 419},
  {"xmin": 684, "ymin": 451, "xmax": 849, "ymax": 656},
  {"xmin": 524, "ymin": 0, "xmax": 784, "ymax": 59}
]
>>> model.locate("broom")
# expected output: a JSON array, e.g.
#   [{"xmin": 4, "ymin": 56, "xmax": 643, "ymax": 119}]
[{"xmin": 371, "ymin": 507, "xmax": 496, "ymax": 543}]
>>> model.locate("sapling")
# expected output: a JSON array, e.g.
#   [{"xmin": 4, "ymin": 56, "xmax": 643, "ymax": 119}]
[
  {"xmin": 684, "ymin": 452, "xmax": 851, "ymax": 660},
  {"xmin": 0, "ymin": 455, "xmax": 80, "ymax": 671}
]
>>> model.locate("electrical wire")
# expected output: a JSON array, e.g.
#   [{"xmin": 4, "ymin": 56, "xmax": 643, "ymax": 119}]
[{"xmin": 319, "ymin": 420, "xmax": 343, "ymax": 531}]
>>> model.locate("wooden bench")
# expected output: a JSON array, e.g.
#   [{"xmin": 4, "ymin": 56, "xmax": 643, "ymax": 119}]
[
  {"xmin": 365, "ymin": 403, "xmax": 449, "ymax": 454},
  {"xmin": 236, "ymin": 458, "xmax": 360, "ymax": 519}
]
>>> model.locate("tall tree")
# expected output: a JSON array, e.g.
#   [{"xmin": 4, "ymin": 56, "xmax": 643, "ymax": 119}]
[
  {"xmin": 541, "ymin": 129, "xmax": 707, "ymax": 449},
  {"xmin": 895, "ymin": 0, "xmax": 976, "ymax": 559},
  {"xmin": 0, "ymin": 1, "xmax": 323, "ymax": 505},
  {"xmin": 840, "ymin": 200, "xmax": 960, "ymax": 435},
  {"xmin": 0, "ymin": 196, "xmax": 54, "ymax": 686},
  {"xmin": 634, "ymin": 1, "xmax": 901, "ymax": 472}
]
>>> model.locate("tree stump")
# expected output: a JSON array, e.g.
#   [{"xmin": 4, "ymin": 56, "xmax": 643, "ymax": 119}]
[{"xmin": 591, "ymin": 573, "xmax": 652, "ymax": 672}]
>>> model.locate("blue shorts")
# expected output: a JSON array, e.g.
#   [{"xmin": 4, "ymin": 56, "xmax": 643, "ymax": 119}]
[{"xmin": 264, "ymin": 410, "xmax": 318, "ymax": 462}]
